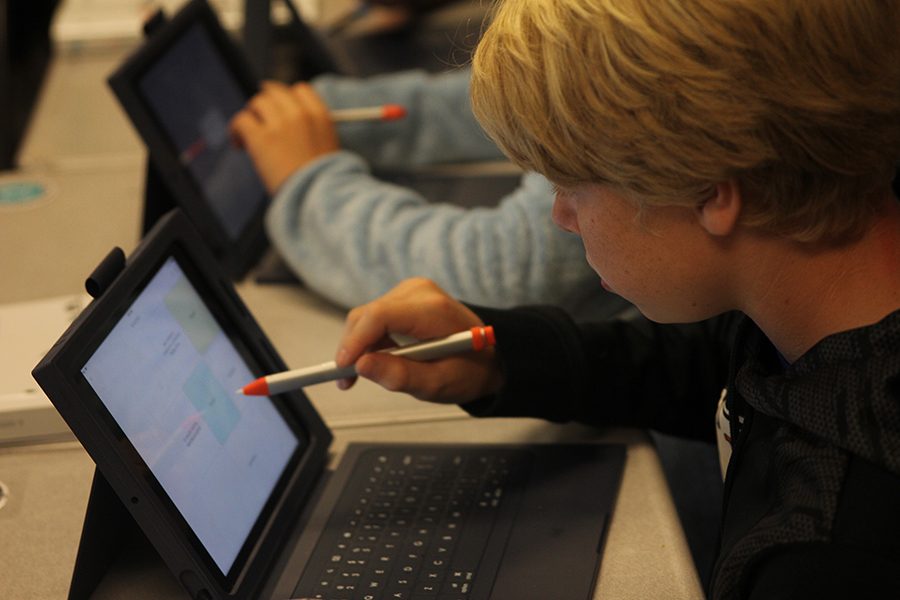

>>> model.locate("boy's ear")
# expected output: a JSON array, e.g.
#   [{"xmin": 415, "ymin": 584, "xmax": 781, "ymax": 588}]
[{"xmin": 698, "ymin": 180, "xmax": 742, "ymax": 236}]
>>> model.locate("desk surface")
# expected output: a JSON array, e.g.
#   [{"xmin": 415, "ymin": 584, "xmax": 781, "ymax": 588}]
[{"xmin": 1, "ymin": 421, "xmax": 702, "ymax": 600}]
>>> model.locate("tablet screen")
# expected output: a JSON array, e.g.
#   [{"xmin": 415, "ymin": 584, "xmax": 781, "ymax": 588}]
[
  {"xmin": 137, "ymin": 23, "xmax": 266, "ymax": 240},
  {"xmin": 80, "ymin": 257, "xmax": 298, "ymax": 575}
]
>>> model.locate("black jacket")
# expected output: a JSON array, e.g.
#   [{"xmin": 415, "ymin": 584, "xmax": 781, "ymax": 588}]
[{"xmin": 465, "ymin": 306, "xmax": 900, "ymax": 599}]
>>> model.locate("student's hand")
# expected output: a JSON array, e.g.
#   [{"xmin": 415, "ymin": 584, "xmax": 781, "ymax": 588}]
[
  {"xmin": 335, "ymin": 278, "xmax": 505, "ymax": 404},
  {"xmin": 230, "ymin": 81, "xmax": 339, "ymax": 194}
]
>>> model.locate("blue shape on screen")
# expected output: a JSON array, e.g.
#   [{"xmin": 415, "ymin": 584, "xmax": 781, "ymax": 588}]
[{"xmin": 183, "ymin": 362, "xmax": 240, "ymax": 444}]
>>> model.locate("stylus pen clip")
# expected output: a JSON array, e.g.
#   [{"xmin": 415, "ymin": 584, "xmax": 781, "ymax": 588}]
[{"xmin": 237, "ymin": 326, "xmax": 495, "ymax": 396}]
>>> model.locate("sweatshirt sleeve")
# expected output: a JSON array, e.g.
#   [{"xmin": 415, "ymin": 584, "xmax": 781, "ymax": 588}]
[
  {"xmin": 462, "ymin": 306, "xmax": 742, "ymax": 442},
  {"xmin": 311, "ymin": 68, "xmax": 506, "ymax": 167},
  {"xmin": 265, "ymin": 151, "xmax": 600, "ymax": 309}
]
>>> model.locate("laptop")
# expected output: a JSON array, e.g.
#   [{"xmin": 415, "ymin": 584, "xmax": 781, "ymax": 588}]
[
  {"xmin": 32, "ymin": 210, "xmax": 624, "ymax": 600},
  {"xmin": 108, "ymin": 0, "xmax": 521, "ymax": 281},
  {"xmin": 0, "ymin": 293, "xmax": 85, "ymax": 445}
]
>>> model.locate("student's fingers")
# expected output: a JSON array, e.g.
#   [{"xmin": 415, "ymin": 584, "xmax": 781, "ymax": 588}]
[
  {"xmin": 228, "ymin": 82, "xmax": 340, "ymax": 193},
  {"xmin": 334, "ymin": 279, "xmax": 504, "ymax": 402},
  {"xmin": 247, "ymin": 89, "xmax": 281, "ymax": 124},
  {"xmin": 234, "ymin": 81, "xmax": 298, "ymax": 136},
  {"xmin": 336, "ymin": 375, "xmax": 357, "ymax": 391},
  {"xmin": 229, "ymin": 110, "xmax": 261, "ymax": 149},
  {"xmin": 337, "ymin": 279, "xmax": 480, "ymax": 365},
  {"xmin": 259, "ymin": 80, "xmax": 298, "ymax": 115},
  {"xmin": 291, "ymin": 82, "xmax": 339, "ymax": 147},
  {"xmin": 333, "ymin": 332, "xmax": 399, "ymax": 392},
  {"xmin": 291, "ymin": 82, "xmax": 330, "ymax": 120},
  {"xmin": 338, "ymin": 303, "xmax": 416, "ymax": 366},
  {"xmin": 230, "ymin": 107, "xmax": 279, "ymax": 158},
  {"xmin": 354, "ymin": 351, "xmax": 500, "ymax": 404},
  {"xmin": 228, "ymin": 92, "xmax": 277, "ymax": 150},
  {"xmin": 229, "ymin": 107, "xmax": 298, "ymax": 193}
]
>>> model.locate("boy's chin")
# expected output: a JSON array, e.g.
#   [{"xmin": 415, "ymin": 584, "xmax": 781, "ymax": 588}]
[{"xmin": 633, "ymin": 301, "xmax": 722, "ymax": 325}]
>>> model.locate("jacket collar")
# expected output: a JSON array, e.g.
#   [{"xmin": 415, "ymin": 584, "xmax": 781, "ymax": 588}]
[{"xmin": 735, "ymin": 309, "xmax": 900, "ymax": 475}]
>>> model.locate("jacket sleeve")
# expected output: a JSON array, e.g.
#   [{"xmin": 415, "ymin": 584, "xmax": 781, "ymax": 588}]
[
  {"xmin": 462, "ymin": 305, "xmax": 743, "ymax": 442},
  {"xmin": 265, "ymin": 152, "xmax": 601, "ymax": 309},
  {"xmin": 312, "ymin": 68, "xmax": 506, "ymax": 167}
]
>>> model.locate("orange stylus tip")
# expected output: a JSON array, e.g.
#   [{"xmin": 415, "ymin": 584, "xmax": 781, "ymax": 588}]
[
  {"xmin": 381, "ymin": 104, "xmax": 407, "ymax": 121},
  {"xmin": 240, "ymin": 378, "xmax": 270, "ymax": 396}
]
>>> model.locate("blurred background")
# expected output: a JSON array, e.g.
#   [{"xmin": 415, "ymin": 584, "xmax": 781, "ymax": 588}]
[{"xmin": 0, "ymin": 0, "xmax": 490, "ymax": 172}]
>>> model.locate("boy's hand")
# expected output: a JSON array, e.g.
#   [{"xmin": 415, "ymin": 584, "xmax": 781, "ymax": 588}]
[
  {"xmin": 335, "ymin": 278, "xmax": 504, "ymax": 404},
  {"xmin": 230, "ymin": 81, "xmax": 339, "ymax": 194}
]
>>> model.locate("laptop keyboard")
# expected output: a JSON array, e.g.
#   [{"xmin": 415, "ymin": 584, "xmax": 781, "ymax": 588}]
[{"xmin": 293, "ymin": 447, "xmax": 533, "ymax": 600}]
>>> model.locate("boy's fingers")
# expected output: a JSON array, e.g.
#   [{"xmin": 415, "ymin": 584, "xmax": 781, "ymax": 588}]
[
  {"xmin": 354, "ymin": 354, "xmax": 480, "ymax": 404},
  {"xmin": 337, "ymin": 279, "xmax": 482, "ymax": 367},
  {"xmin": 292, "ymin": 83, "xmax": 336, "ymax": 140},
  {"xmin": 337, "ymin": 302, "xmax": 431, "ymax": 367},
  {"xmin": 336, "ymin": 375, "xmax": 357, "ymax": 391},
  {"xmin": 229, "ymin": 111, "xmax": 261, "ymax": 148},
  {"xmin": 261, "ymin": 80, "xmax": 300, "ymax": 114},
  {"xmin": 355, "ymin": 353, "xmax": 410, "ymax": 393},
  {"xmin": 292, "ymin": 82, "xmax": 329, "ymax": 114},
  {"xmin": 247, "ymin": 90, "xmax": 281, "ymax": 124}
]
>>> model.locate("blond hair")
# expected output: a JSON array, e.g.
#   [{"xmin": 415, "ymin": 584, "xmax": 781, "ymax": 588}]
[{"xmin": 471, "ymin": 0, "xmax": 900, "ymax": 242}]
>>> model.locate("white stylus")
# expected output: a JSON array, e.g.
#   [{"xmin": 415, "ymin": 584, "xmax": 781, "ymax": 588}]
[
  {"xmin": 236, "ymin": 326, "xmax": 495, "ymax": 396},
  {"xmin": 330, "ymin": 104, "xmax": 406, "ymax": 122}
]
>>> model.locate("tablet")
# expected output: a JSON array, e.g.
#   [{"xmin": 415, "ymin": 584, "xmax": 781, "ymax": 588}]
[
  {"xmin": 33, "ymin": 209, "xmax": 331, "ymax": 596},
  {"xmin": 109, "ymin": 0, "xmax": 268, "ymax": 279}
]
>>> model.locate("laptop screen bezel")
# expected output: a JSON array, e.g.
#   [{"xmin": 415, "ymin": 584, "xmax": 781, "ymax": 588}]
[
  {"xmin": 108, "ymin": 0, "xmax": 267, "ymax": 280},
  {"xmin": 34, "ymin": 211, "xmax": 332, "ymax": 596}
]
